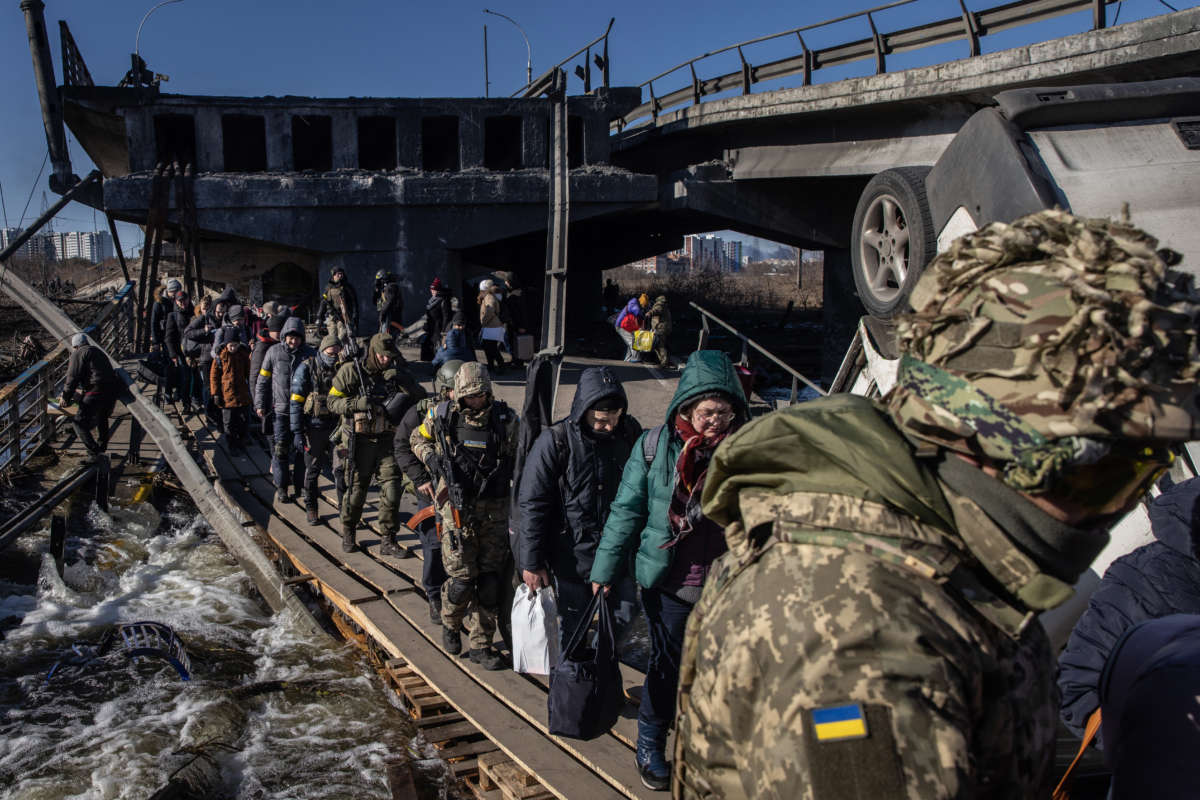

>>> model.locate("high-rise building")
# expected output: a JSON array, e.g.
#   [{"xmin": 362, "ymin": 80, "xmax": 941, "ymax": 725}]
[
  {"xmin": 11, "ymin": 229, "xmax": 113, "ymax": 264},
  {"xmin": 723, "ymin": 240, "xmax": 742, "ymax": 272}
]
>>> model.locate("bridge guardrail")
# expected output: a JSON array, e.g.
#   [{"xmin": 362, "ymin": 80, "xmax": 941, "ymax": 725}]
[
  {"xmin": 690, "ymin": 300, "xmax": 826, "ymax": 404},
  {"xmin": 0, "ymin": 281, "xmax": 135, "ymax": 473},
  {"xmin": 616, "ymin": 0, "xmax": 1120, "ymax": 130}
]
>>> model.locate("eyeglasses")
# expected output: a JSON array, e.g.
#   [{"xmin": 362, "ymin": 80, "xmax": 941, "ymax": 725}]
[{"xmin": 693, "ymin": 410, "xmax": 735, "ymax": 424}]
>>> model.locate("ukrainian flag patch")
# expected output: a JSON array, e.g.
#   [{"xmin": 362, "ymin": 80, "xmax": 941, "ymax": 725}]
[{"xmin": 811, "ymin": 703, "xmax": 868, "ymax": 742}]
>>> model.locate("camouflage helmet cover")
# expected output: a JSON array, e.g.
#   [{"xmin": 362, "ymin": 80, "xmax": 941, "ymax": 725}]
[
  {"xmin": 888, "ymin": 209, "xmax": 1200, "ymax": 492},
  {"xmin": 454, "ymin": 361, "xmax": 491, "ymax": 402}
]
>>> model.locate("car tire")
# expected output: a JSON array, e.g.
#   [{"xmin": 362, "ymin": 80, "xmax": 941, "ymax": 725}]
[{"xmin": 850, "ymin": 166, "xmax": 936, "ymax": 318}]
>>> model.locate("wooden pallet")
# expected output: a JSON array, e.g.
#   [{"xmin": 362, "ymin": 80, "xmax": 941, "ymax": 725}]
[
  {"xmin": 385, "ymin": 658, "xmax": 454, "ymax": 719},
  {"xmin": 465, "ymin": 752, "xmax": 555, "ymax": 800}
]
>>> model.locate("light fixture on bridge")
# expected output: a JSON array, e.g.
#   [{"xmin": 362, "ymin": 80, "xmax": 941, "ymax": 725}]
[
  {"xmin": 593, "ymin": 54, "xmax": 606, "ymax": 71},
  {"xmin": 574, "ymin": 65, "xmax": 587, "ymax": 81}
]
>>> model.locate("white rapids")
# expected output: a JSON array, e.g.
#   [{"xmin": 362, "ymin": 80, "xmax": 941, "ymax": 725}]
[{"xmin": 0, "ymin": 496, "xmax": 429, "ymax": 800}]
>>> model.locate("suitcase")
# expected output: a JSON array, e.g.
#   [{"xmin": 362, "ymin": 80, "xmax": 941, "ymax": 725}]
[{"xmin": 516, "ymin": 334, "xmax": 535, "ymax": 361}]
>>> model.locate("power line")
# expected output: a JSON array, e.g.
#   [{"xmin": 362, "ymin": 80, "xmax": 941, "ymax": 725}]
[{"xmin": 18, "ymin": 151, "xmax": 49, "ymax": 230}]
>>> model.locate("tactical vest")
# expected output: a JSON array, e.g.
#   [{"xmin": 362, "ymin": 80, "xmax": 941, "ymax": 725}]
[
  {"xmin": 303, "ymin": 356, "xmax": 337, "ymax": 421},
  {"xmin": 434, "ymin": 399, "xmax": 513, "ymax": 503},
  {"xmin": 325, "ymin": 285, "xmax": 347, "ymax": 320}
]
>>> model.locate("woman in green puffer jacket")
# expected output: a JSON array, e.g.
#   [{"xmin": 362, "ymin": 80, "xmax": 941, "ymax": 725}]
[{"xmin": 590, "ymin": 349, "xmax": 748, "ymax": 791}]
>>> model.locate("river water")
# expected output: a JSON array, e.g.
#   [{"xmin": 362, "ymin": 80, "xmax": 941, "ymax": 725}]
[{"xmin": 0, "ymin": 492, "xmax": 427, "ymax": 800}]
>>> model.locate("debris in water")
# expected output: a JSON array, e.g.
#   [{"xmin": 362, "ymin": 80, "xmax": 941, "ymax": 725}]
[{"xmin": 46, "ymin": 620, "xmax": 191, "ymax": 682}]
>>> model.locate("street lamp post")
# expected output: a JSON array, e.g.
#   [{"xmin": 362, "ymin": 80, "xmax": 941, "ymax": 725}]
[
  {"xmin": 483, "ymin": 9, "xmax": 531, "ymax": 88},
  {"xmin": 135, "ymin": 0, "xmax": 186, "ymax": 59}
]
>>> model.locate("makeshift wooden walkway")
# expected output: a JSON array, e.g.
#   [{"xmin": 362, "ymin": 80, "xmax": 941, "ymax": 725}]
[{"xmin": 167, "ymin": 398, "xmax": 655, "ymax": 800}]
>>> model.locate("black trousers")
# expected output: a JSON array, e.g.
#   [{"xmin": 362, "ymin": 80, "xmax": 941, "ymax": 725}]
[{"xmin": 72, "ymin": 391, "xmax": 116, "ymax": 455}]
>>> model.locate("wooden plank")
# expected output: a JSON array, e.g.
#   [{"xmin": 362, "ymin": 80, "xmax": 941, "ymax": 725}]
[
  {"xmin": 219, "ymin": 478, "xmax": 380, "ymax": 606},
  {"xmin": 384, "ymin": 589, "xmax": 647, "ymax": 795},
  {"xmin": 424, "ymin": 720, "xmax": 484, "ymax": 742},
  {"xmin": 336, "ymin": 598, "xmax": 626, "ymax": 800},
  {"xmin": 438, "ymin": 739, "xmax": 501, "ymax": 760}
]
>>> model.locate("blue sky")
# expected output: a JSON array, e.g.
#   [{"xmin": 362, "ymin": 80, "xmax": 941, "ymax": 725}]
[{"xmin": 0, "ymin": 0, "xmax": 1192, "ymax": 256}]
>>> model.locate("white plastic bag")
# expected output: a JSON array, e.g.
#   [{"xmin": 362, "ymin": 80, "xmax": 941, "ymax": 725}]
[{"xmin": 512, "ymin": 584, "xmax": 560, "ymax": 675}]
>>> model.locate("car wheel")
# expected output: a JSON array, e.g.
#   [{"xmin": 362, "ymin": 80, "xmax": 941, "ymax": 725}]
[{"xmin": 850, "ymin": 166, "xmax": 935, "ymax": 318}]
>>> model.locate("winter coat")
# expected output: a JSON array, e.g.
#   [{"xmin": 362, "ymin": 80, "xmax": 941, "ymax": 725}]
[
  {"xmin": 150, "ymin": 288, "xmax": 173, "ymax": 346},
  {"xmin": 184, "ymin": 313, "xmax": 218, "ymax": 364},
  {"xmin": 63, "ymin": 344, "xmax": 117, "ymax": 404},
  {"xmin": 518, "ymin": 366, "xmax": 643, "ymax": 583},
  {"xmin": 501, "ymin": 288, "xmax": 528, "ymax": 332},
  {"xmin": 290, "ymin": 350, "xmax": 342, "ymax": 433},
  {"xmin": 211, "ymin": 320, "xmax": 246, "ymax": 361},
  {"xmin": 1057, "ymin": 477, "xmax": 1200, "ymax": 739},
  {"xmin": 215, "ymin": 287, "xmax": 238, "ymax": 308},
  {"xmin": 615, "ymin": 298, "xmax": 641, "ymax": 332},
  {"xmin": 423, "ymin": 291, "xmax": 453, "ymax": 342},
  {"xmin": 395, "ymin": 397, "xmax": 434, "ymax": 488},
  {"xmin": 164, "ymin": 300, "xmax": 194, "ymax": 361},
  {"xmin": 210, "ymin": 342, "xmax": 252, "ymax": 408},
  {"xmin": 590, "ymin": 350, "xmax": 749, "ymax": 589},
  {"xmin": 255, "ymin": 317, "xmax": 313, "ymax": 418},
  {"xmin": 480, "ymin": 291, "xmax": 503, "ymax": 329},
  {"xmin": 248, "ymin": 330, "xmax": 276, "ymax": 405},
  {"xmin": 432, "ymin": 327, "xmax": 476, "ymax": 368}
]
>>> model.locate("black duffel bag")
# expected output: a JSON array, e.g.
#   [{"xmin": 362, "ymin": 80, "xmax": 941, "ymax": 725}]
[{"xmin": 547, "ymin": 589, "xmax": 623, "ymax": 740}]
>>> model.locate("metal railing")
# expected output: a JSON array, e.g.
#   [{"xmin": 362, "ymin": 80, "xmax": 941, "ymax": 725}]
[
  {"xmin": 516, "ymin": 18, "xmax": 615, "ymax": 98},
  {"xmin": 617, "ymin": 0, "xmax": 1120, "ymax": 130},
  {"xmin": 0, "ymin": 281, "xmax": 135, "ymax": 473},
  {"xmin": 690, "ymin": 301, "xmax": 826, "ymax": 404}
]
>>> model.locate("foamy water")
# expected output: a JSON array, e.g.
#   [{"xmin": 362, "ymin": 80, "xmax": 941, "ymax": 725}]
[{"xmin": 0, "ymin": 497, "xmax": 428, "ymax": 799}]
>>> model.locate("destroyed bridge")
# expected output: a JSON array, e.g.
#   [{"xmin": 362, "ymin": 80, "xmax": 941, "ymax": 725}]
[{"xmin": 20, "ymin": 0, "xmax": 1200, "ymax": 369}]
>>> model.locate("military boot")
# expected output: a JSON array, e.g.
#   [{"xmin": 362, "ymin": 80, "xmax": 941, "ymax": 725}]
[
  {"xmin": 379, "ymin": 532, "xmax": 411, "ymax": 559},
  {"xmin": 341, "ymin": 524, "xmax": 356, "ymax": 553},
  {"xmin": 305, "ymin": 505, "xmax": 319, "ymax": 525},
  {"xmin": 427, "ymin": 594, "xmax": 442, "ymax": 625},
  {"xmin": 469, "ymin": 647, "xmax": 504, "ymax": 671},
  {"xmin": 442, "ymin": 625, "xmax": 462, "ymax": 655}
]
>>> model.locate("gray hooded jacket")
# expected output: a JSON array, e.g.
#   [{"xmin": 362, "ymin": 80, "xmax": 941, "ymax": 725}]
[{"xmin": 254, "ymin": 316, "xmax": 314, "ymax": 417}]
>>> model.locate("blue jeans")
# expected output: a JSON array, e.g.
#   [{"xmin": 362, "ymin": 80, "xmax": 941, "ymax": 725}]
[
  {"xmin": 554, "ymin": 572, "xmax": 639, "ymax": 654},
  {"xmin": 638, "ymin": 588, "xmax": 694, "ymax": 747}
]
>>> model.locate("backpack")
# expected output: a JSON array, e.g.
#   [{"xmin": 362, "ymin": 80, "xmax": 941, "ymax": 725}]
[{"xmin": 642, "ymin": 423, "xmax": 665, "ymax": 464}]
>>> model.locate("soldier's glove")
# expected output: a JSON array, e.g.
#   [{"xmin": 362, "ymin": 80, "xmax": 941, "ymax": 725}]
[
  {"xmin": 293, "ymin": 432, "xmax": 305, "ymax": 452},
  {"xmin": 353, "ymin": 396, "xmax": 371, "ymax": 412}
]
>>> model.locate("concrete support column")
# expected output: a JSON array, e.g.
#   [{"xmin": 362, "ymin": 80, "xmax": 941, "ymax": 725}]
[
  {"xmin": 332, "ymin": 112, "xmax": 357, "ymax": 170},
  {"xmin": 265, "ymin": 110, "xmax": 290, "ymax": 171},
  {"xmin": 821, "ymin": 249, "xmax": 863, "ymax": 384},
  {"xmin": 522, "ymin": 114, "xmax": 546, "ymax": 169},
  {"xmin": 397, "ymin": 110, "xmax": 420, "ymax": 169},
  {"xmin": 459, "ymin": 110, "xmax": 484, "ymax": 169},
  {"xmin": 194, "ymin": 108, "xmax": 222, "ymax": 172}
]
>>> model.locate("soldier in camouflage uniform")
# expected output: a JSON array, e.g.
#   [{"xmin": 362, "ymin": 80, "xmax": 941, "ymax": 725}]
[
  {"xmin": 411, "ymin": 362, "xmax": 519, "ymax": 670},
  {"xmin": 674, "ymin": 209, "xmax": 1200, "ymax": 799},
  {"xmin": 394, "ymin": 359, "xmax": 465, "ymax": 623},
  {"xmin": 327, "ymin": 333, "xmax": 425, "ymax": 554}
]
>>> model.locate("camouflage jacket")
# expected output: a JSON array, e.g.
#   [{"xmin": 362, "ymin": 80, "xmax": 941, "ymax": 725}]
[{"xmin": 674, "ymin": 394, "xmax": 1069, "ymax": 800}]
